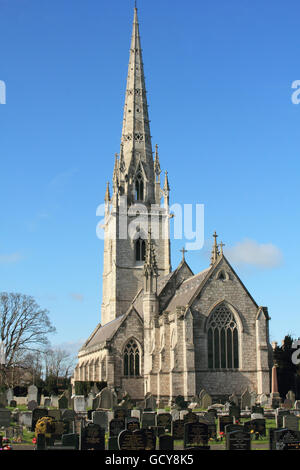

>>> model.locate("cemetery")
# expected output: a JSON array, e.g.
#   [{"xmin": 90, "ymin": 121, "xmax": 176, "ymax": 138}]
[{"xmin": 1, "ymin": 384, "xmax": 300, "ymax": 451}]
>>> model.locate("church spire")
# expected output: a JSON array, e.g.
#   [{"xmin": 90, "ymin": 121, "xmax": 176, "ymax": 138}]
[
  {"xmin": 210, "ymin": 231, "xmax": 220, "ymax": 265},
  {"xmin": 120, "ymin": 6, "xmax": 155, "ymax": 203}
]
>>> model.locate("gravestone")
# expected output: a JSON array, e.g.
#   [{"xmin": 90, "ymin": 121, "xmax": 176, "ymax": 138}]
[
  {"xmin": 241, "ymin": 389, "xmax": 251, "ymax": 410},
  {"xmin": 62, "ymin": 433, "xmax": 79, "ymax": 449},
  {"xmin": 27, "ymin": 400, "xmax": 38, "ymax": 411},
  {"xmin": 283, "ymin": 399, "xmax": 293, "ymax": 410},
  {"xmin": 31, "ymin": 408, "xmax": 48, "ymax": 432},
  {"xmin": 159, "ymin": 434, "xmax": 174, "ymax": 450},
  {"xmin": 141, "ymin": 411, "xmax": 156, "ymax": 428},
  {"xmin": 92, "ymin": 410, "xmax": 108, "ymax": 432},
  {"xmin": 184, "ymin": 422, "xmax": 209, "ymax": 448},
  {"xmin": 272, "ymin": 428, "xmax": 300, "ymax": 450},
  {"xmin": 86, "ymin": 392, "xmax": 94, "ymax": 410},
  {"xmin": 118, "ymin": 429, "xmax": 147, "ymax": 451},
  {"xmin": 74, "ymin": 396, "xmax": 86, "ymax": 412},
  {"xmin": 27, "ymin": 384, "xmax": 38, "ymax": 403},
  {"xmin": 172, "ymin": 420, "xmax": 184, "ymax": 440},
  {"xmin": 0, "ymin": 391, "xmax": 7, "ymax": 408},
  {"xmin": 0, "ymin": 410, "xmax": 11, "ymax": 427},
  {"xmin": 19, "ymin": 411, "xmax": 32, "ymax": 429},
  {"xmin": 109, "ymin": 418, "xmax": 125, "ymax": 437},
  {"xmin": 126, "ymin": 417, "xmax": 140, "ymax": 431},
  {"xmin": 62, "ymin": 409, "xmax": 76, "ymax": 422},
  {"xmin": 50, "ymin": 395, "xmax": 59, "ymax": 408},
  {"xmin": 98, "ymin": 387, "xmax": 117, "ymax": 410},
  {"xmin": 243, "ymin": 418, "xmax": 266, "ymax": 436},
  {"xmin": 171, "ymin": 409, "xmax": 180, "ymax": 421},
  {"xmin": 156, "ymin": 413, "xmax": 172, "ymax": 432},
  {"xmin": 10, "ymin": 400, "xmax": 17, "ymax": 408},
  {"xmin": 229, "ymin": 393, "xmax": 239, "ymax": 406},
  {"xmin": 226, "ymin": 430, "xmax": 251, "ymax": 451},
  {"xmin": 143, "ymin": 428, "xmax": 156, "ymax": 450},
  {"xmin": 259, "ymin": 394, "xmax": 268, "ymax": 406},
  {"xmin": 200, "ymin": 392, "xmax": 212, "ymax": 410},
  {"xmin": 80, "ymin": 423, "xmax": 105, "ymax": 450},
  {"xmin": 6, "ymin": 389, "xmax": 13, "ymax": 404},
  {"xmin": 251, "ymin": 405, "xmax": 264, "ymax": 415},
  {"xmin": 144, "ymin": 394, "xmax": 156, "ymax": 411},
  {"xmin": 224, "ymin": 424, "xmax": 244, "ymax": 434},
  {"xmin": 48, "ymin": 409, "xmax": 62, "ymax": 421},
  {"xmin": 229, "ymin": 404, "xmax": 240, "ymax": 419},
  {"xmin": 108, "ymin": 436, "xmax": 119, "ymax": 450},
  {"xmin": 276, "ymin": 408, "xmax": 290, "ymax": 428},
  {"xmin": 218, "ymin": 416, "xmax": 233, "ymax": 434},
  {"xmin": 286, "ymin": 390, "xmax": 296, "ymax": 407},
  {"xmin": 183, "ymin": 411, "xmax": 198, "ymax": 424},
  {"xmin": 131, "ymin": 409, "xmax": 141, "ymax": 421},
  {"xmin": 283, "ymin": 414, "xmax": 299, "ymax": 432},
  {"xmin": 58, "ymin": 395, "xmax": 68, "ymax": 410},
  {"xmin": 36, "ymin": 433, "xmax": 46, "ymax": 450},
  {"xmin": 43, "ymin": 397, "xmax": 51, "ymax": 408}
]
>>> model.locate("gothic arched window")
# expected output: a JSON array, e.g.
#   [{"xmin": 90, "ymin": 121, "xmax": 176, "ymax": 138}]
[
  {"xmin": 135, "ymin": 173, "xmax": 144, "ymax": 201},
  {"xmin": 207, "ymin": 303, "xmax": 239, "ymax": 369},
  {"xmin": 135, "ymin": 238, "xmax": 146, "ymax": 262},
  {"xmin": 123, "ymin": 339, "xmax": 140, "ymax": 377}
]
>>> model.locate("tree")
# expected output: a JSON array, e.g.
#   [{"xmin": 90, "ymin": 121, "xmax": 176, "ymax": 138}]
[
  {"xmin": 0, "ymin": 292, "xmax": 56, "ymax": 386},
  {"xmin": 273, "ymin": 334, "xmax": 300, "ymax": 399}
]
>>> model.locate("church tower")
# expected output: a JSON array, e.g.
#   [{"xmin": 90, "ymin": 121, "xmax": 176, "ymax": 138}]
[{"xmin": 101, "ymin": 7, "xmax": 172, "ymax": 326}]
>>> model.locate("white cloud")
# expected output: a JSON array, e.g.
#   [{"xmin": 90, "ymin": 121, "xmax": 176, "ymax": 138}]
[
  {"xmin": 0, "ymin": 252, "xmax": 22, "ymax": 264},
  {"xmin": 225, "ymin": 238, "xmax": 283, "ymax": 269}
]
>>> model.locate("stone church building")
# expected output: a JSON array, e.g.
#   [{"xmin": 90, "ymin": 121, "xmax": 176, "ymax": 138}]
[{"xmin": 74, "ymin": 7, "xmax": 272, "ymax": 404}]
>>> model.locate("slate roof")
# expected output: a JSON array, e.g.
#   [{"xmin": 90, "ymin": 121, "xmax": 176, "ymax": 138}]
[{"xmin": 164, "ymin": 267, "xmax": 212, "ymax": 311}]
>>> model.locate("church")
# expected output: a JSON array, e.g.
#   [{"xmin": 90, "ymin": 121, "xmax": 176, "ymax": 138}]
[{"xmin": 74, "ymin": 6, "xmax": 272, "ymax": 404}]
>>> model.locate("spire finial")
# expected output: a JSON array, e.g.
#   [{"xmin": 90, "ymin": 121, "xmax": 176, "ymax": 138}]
[
  {"xmin": 219, "ymin": 241, "xmax": 225, "ymax": 256},
  {"xmin": 210, "ymin": 231, "xmax": 220, "ymax": 265},
  {"xmin": 180, "ymin": 247, "xmax": 188, "ymax": 261}
]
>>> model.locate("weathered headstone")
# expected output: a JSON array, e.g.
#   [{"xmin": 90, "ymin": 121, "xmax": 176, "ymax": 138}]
[
  {"xmin": 283, "ymin": 414, "xmax": 299, "ymax": 432},
  {"xmin": 144, "ymin": 394, "xmax": 156, "ymax": 411},
  {"xmin": 0, "ymin": 410, "xmax": 11, "ymax": 427},
  {"xmin": 27, "ymin": 400, "xmax": 38, "ymax": 411},
  {"xmin": 183, "ymin": 411, "xmax": 198, "ymax": 424},
  {"xmin": 276, "ymin": 408, "xmax": 290, "ymax": 428},
  {"xmin": 9, "ymin": 400, "xmax": 17, "ymax": 408},
  {"xmin": 98, "ymin": 387, "xmax": 117, "ymax": 410},
  {"xmin": 27, "ymin": 384, "xmax": 38, "ymax": 403},
  {"xmin": 48, "ymin": 409, "xmax": 62, "ymax": 421},
  {"xmin": 74, "ymin": 396, "xmax": 86, "ymax": 412},
  {"xmin": 200, "ymin": 392, "xmax": 212, "ymax": 410},
  {"xmin": 241, "ymin": 389, "xmax": 251, "ymax": 410},
  {"xmin": 6, "ymin": 389, "xmax": 13, "ymax": 405},
  {"xmin": 92, "ymin": 410, "xmax": 108, "ymax": 432},
  {"xmin": 271, "ymin": 428, "xmax": 300, "ymax": 450}
]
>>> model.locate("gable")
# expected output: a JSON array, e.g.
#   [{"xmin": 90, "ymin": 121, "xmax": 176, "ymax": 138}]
[{"xmin": 158, "ymin": 260, "xmax": 194, "ymax": 311}]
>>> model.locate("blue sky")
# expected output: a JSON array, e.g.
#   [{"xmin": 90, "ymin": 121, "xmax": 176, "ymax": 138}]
[{"xmin": 0, "ymin": 0, "xmax": 300, "ymax": 356}]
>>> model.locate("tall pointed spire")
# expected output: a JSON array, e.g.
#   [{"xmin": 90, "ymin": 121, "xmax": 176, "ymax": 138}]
[
  {"xmin": 120, "ymin": 6, "xmax": 155, "ymax": 203},
  {"xmin": 210, "ymin": 231, "xmax": 220, "ymax": 265}
]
